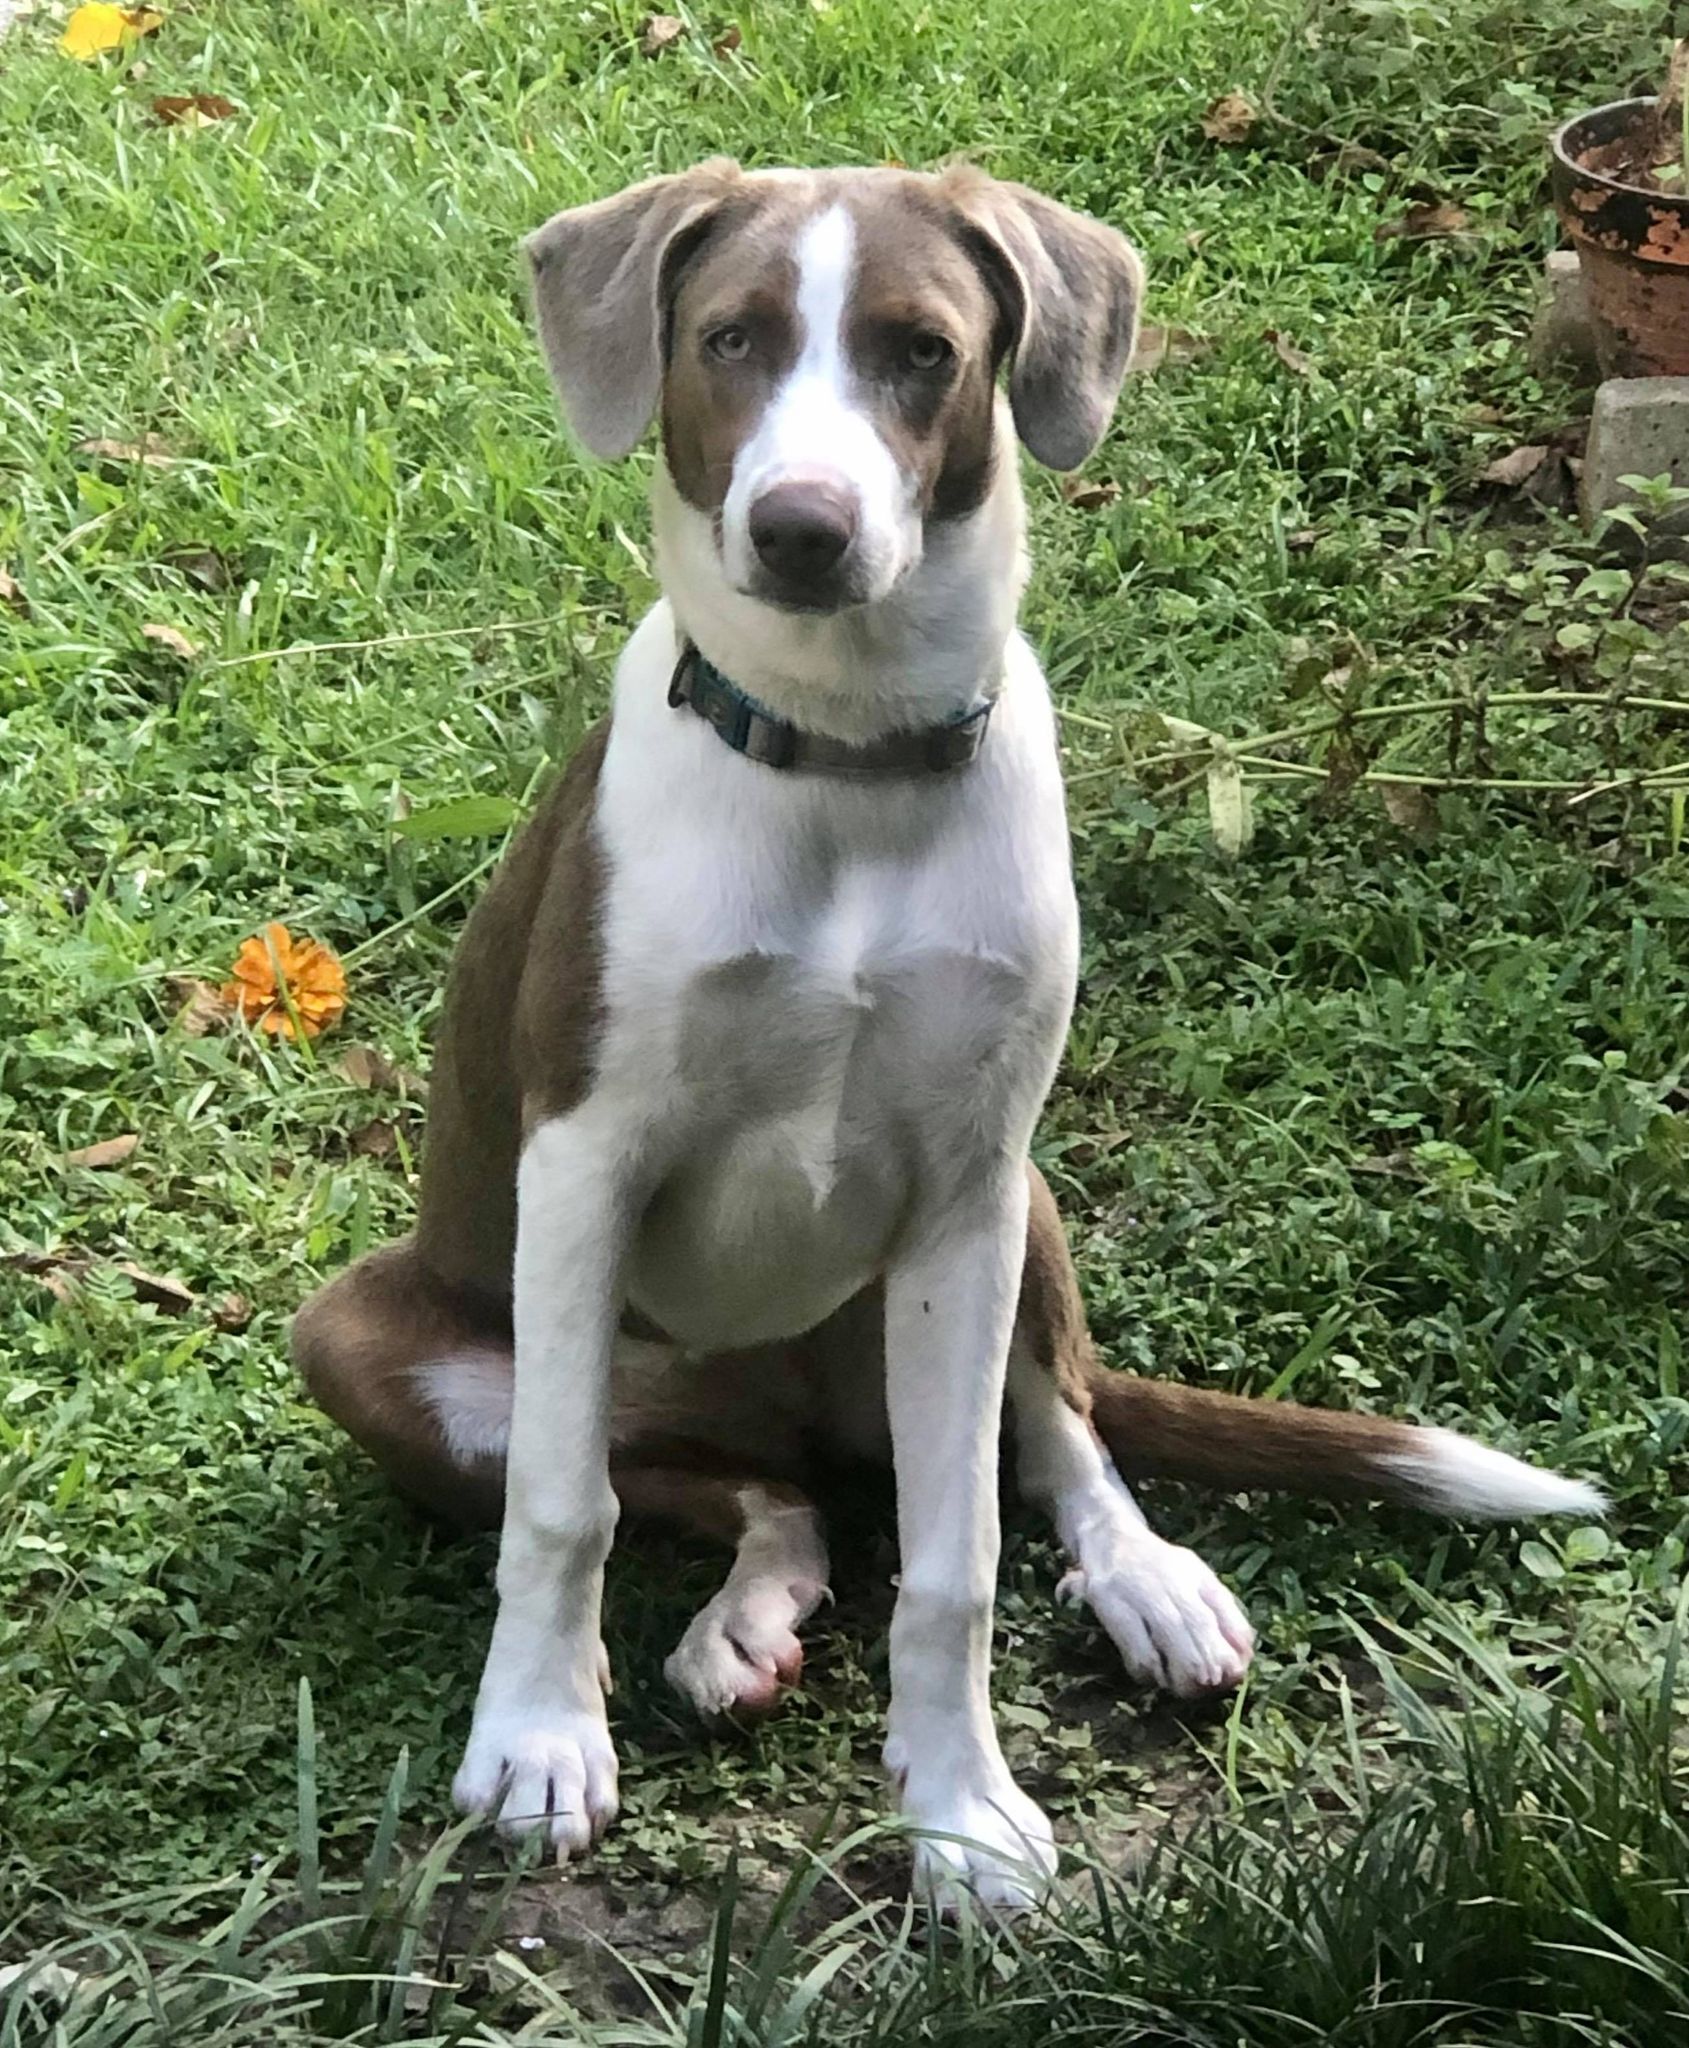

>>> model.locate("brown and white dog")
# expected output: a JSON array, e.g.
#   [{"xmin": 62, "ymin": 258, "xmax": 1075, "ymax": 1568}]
[{"xmin": 294, "ymin": 161, "xmax": 1602, "ymax": 1912}]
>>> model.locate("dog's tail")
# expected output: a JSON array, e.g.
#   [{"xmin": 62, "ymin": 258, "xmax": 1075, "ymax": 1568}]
[{"xmin": 1086, "ymin": 1370, "xmax": 1604, "ymax": 1519}]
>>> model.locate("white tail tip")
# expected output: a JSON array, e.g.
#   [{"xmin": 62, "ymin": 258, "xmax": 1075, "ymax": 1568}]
[{"xmin": 1385, "ymin": 1428, "xmax": 1607, "ymax": 1521}]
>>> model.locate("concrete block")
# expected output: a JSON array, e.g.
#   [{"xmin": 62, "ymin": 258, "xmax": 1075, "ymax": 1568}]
[
  {"xmin": 1580, "ymin": 377, "xmax": 1689, "ymax": 544},
  {"xmin": 1531, "ymin": 250, "xmax": 1601, "ymax": 383}
]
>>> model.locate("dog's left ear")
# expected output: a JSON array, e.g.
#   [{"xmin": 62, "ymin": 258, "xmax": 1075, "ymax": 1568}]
[
  {"xmin": 943, "ymin": 173, "xmax": 1143, "ymax": 472},
  {"xmin": 525, "ymin": 159, "xmax": 743, "ymax": 460}
]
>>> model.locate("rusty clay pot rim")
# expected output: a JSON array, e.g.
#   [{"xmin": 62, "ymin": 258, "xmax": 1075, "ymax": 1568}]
[{"xmin": 1552, "ymin": 96, "xmax": 1689, "ymax": 221}]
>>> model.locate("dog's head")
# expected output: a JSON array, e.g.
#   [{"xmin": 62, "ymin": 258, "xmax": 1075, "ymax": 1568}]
[{"xmin": 526, "ymin": 163, "xmax": 1141, "ymax": 615}]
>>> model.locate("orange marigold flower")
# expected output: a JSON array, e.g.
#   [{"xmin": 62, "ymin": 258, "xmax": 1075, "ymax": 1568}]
[{"xmin": 223, "ymin": 922, "xmax": 347, "ymax": 1040}]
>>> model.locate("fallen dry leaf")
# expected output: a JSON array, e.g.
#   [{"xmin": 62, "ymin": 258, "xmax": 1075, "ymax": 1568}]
[
  {"xmin": 1643, "ymin": 43, "xmax": 1689, "ymax": 171},
  {"xmin": 1265, "ymin": 328, "xmax": 1315, "ymax": 377},
  {"xmin": 337, "ymin": 1045, "xmax": 425, "ymax": 1096},
  {"xmin": 338, "ymin": 1044, "xmax": 399, "ymax": 1090},
  {"xmin": 350, "ymin": 1119, "xmax": 398, "ymax": 1160},
  {"xmin": 223, "ymin": 923, "xmax": 347, "ymax": 1040},
  {"xmin": 1060, "ymin": 476, "xmax": 1122, "ymax": 511},
  {"xmin": 712, "ymin": 23, "xmax": 742, "ymax": 53},
  {"xmin": 1479, "ymin": 443, "xmax": 1549, "ymax": 488},
  {"xmin": 63, "ymin": 1134, "xmax": 139, "ymax": 1170},
  {"xmin": 212, "ymin": 1290, "xmax": 253, "ymax": 1332},
  {"xmin": 59, "ymin": 2, "xmax": 163, "ymax": 59},
  {"xmin": 1374, "ymin": 201, "xmax": 1473, "ymax": 243},
  {"xmin": 141, "ymin": 621, "xmax": 199, "ymax": 659},
  {"xmin": 165, "ymin": 545, "xmax": 234, "ymax": 591},
  {"xmin": 167, "ymin": 975, "xmax": 234, "ymax": 1036},
  {"xmin": 1381, "ymin": 781, "xmax": 1439, "ymax": 839},
  {"xmin": 1200, "ymin": 90, "xmax": 1256, "ymax": 144},
  {"xmin": 77, "ymin": 433, "xmax": 176, "ymax": 469},
  {"xmin": 7, "ymin": 1248, "xmax": 188, "ymax": 1314},
  {"xmin": 0, "ymin": 1959, "xmax": 81, "ymax": 2004},
  {"xmin": 1128, "ymin": 323, "xmax": 1211, "ymax": 374},
  {"xmin": 0, "ymin": 565, "xmax": 26, "ymax": 615},
  {"xmin": 639, "ymin": 12, "xmax": 685, "ymax": 52},
  {"xmin": 116, "ymin": 1261, "xmax": 195, "ymax": 1314},
  {"xmin": 152, "ymin": 91, "xmax": 237, "ymax": 127},
  {"xmin": 31, "ymin": 1265, "xmax": 80, "ymax": 1308}
]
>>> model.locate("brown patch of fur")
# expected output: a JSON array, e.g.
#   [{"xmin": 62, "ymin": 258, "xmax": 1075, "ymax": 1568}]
[
  {"xmin": 935, "ymin": 167, "xmax": 1143, "ymax": 472},
  {"xmin": 292, "ymin": 1238, "xmax": 510, "ymax": 1528},
  {"xmin": 528, "ymin": 158, "xmax": 747, "ymax": 462},
  {"xmin": 1086, "ymin": 1372, "xmax": 1419, "ymax": 1503},
  {"xmin": 516, "ymin": 724, "xmax": 612, "ymax": 1129},
  {"xmin": 614, "ymin": 1464, "xmax": 815, "ymax": 1545},
  {"xmin": 1015, "ymin": 1164, "xmax": 1097, "ymax": 1417},
  {"xmin": 844, "ymin": 184, "xmax": 1010, "ymax": 521},
  {"xmin": 662, "ymin": 188, "xmax": 807, "ymax": 512},
  {"xmin": 294, "ymin": 1241, "xmax": 818, "ymax": 1542},
  {"xmin": 411, "ymin": 721, "xmax": 609, "ymax": 1308}
]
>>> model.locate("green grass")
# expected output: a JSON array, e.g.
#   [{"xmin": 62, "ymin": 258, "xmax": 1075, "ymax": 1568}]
[{"xmin": 3, "ymin": 0, "xmax": 1688, "ymax": 2037}]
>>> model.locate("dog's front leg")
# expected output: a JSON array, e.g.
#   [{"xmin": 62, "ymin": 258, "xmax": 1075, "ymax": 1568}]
[
  {"xmin": 452, "ymin": 1111, "xmax": 636, "ymax": 1859},
  {"xmin": 882, "ymin": 1165, "xmax": 1055, "ymax": 1914}
]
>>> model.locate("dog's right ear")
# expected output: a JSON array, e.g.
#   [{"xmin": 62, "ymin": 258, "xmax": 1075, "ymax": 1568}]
[{"xmin": 525, "ymin": 159, "xmax": 742, "ymax": 460}]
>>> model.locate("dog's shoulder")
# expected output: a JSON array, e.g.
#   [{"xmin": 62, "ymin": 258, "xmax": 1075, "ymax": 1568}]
[{"xmin": 414, "ymin": 718, "xmax": 612, "ymax": 1297}]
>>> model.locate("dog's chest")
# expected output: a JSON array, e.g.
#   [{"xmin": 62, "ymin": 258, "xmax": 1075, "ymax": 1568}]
[
  {"xmin": 623, "ymin": 885, "xmax": 1036, "ymax": 1348},
  {"xmin": 586, "ymin": 611, "xmax": 1078, "ymax": 1350}
]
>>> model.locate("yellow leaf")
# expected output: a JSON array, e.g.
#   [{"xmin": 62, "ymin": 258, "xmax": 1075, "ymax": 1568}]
[{"xmin": 60, "ymin": 3, "xmax": 163, "ymax": 58}]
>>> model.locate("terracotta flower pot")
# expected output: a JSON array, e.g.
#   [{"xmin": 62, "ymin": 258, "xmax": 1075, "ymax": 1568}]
[{"xmin": 1552, "ymin": 97, "xmax": 1689, "ymax": 378}]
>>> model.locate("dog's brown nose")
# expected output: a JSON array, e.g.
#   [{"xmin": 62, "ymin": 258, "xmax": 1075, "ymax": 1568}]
[{"xmin": 748, "ymin": 480, "xmax": 857, "ymax": 588}]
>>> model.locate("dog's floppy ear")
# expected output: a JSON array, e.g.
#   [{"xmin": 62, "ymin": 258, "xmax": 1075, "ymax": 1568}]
[
  {"xmin": 525, "ymin": 159, "xmax": 743, "ymax": 460},
  {"xmin": 943, "ymin": 172, "xmax": 1143, "ymax": 472}
]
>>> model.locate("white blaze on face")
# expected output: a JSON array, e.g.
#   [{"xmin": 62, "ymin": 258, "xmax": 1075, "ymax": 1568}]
[{"xmin": 720, "ymin": 203, "xmax": 921, "ymax": 604}]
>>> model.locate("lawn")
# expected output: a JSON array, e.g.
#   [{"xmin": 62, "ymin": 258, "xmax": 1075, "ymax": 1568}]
[{"xmin": 3, "ymin": 0, "xmax": 1688, "ymax": 2039}]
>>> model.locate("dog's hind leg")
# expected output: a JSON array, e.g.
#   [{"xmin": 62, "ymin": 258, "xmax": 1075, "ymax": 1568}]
[
  {"xmin": 1008, "ymin": 1171, "xmax": 1255, "ymax": 1697},
  {"xmin": 293, "ymin": 1238, "xmax": 512, "ymax": 1529},
  {"xmin": 616, "ymin": 1466, "xmax": 830, "ymax": 1722},
  {"xmin": 298, "ymin": 1262, "xmax": 829, "ymax": 1716}
]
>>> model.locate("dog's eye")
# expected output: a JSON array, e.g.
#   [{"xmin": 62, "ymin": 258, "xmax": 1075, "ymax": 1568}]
[
  {"xmin": 907, "ymin": 332, "xmax": 954, "ymax": 372},
  {"xmin": 707, "ymin": 325, "xmax": 751, "ymax": 363}
]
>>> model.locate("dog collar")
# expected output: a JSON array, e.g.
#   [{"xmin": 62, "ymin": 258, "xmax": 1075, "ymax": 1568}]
[{"xmin": 667, "ymin": 643, "xmax": 993, "ymax": 777}]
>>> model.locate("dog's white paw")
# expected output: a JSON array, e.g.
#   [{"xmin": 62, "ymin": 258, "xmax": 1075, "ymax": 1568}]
[
  {"xmin": 664, "ymin": 1573, "xmax": 824, "ymax": 1721},
  {"xmin": 893, "ymin": 1759, "xmax": 1057, "ymax": 1917},
  {"xmin": 1061, "ymin": 1533, "xmax": 1254, "ymax": 1697},
  {"xmin": 452, "ymin": 1701, "xmax": 619, "ymax": 1859}
]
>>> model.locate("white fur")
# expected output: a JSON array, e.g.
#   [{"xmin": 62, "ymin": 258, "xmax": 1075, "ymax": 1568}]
[
  {"xmin": 720, "ymin": 206, "xmax": 918, "ymax": 611},
  {"xmin": 417, "ymin": 1352, "xmax": 513, "ymax": 1463},
  {"xmin": 881, "ymin": 1167, "xmax": 1060, "ymax": 1910},
  {"xmin": 1385, "ymin": 1430, "xmax": 1607, "ymax": 1520},
  {"xmin": 1008, "ymin": 1343, "xmax": 1254, "ymax": 1696},
  {"xmin": 451, "ymin": 1116, "xmax": 627, "ymax": 1856}
]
